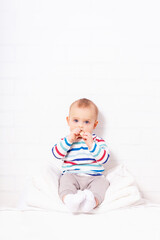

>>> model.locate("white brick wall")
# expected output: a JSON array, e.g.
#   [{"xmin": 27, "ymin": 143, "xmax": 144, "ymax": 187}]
[{"xmin": 1, "ymin": 0, "xmax": 160, "ymax": 207}]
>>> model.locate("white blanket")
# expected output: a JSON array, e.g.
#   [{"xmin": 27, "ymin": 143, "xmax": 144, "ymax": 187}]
[
  {"xmin": 1, "ymin": 207, "xmax": 160, "ymax": 240},
  {"xmin": 18, "ymin": 164, "xmax": 144, "ymax": 213}
]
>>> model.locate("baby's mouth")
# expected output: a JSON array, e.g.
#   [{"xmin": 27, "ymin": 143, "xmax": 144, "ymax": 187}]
[
  {"xmin": 76, "ymin": 130, "xmax": 84, "ymax": 139},
  {"xmin": 77, "ymin": 136, "xmax": 82, "ymax": 139}
]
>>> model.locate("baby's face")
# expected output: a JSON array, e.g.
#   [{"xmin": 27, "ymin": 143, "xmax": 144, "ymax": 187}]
[{"xmin": 67, "ymin": 105, "xmax": 98, "ymax": 134}]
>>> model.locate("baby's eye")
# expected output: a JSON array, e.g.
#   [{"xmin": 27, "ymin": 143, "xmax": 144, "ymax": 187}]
[
  {"xmin": 85, "ymin": 121, "xmax": 90, "ymax": 124},
  {"xmin": 73, "ymin": 119, "xmax": 78, "ymax": 123}
]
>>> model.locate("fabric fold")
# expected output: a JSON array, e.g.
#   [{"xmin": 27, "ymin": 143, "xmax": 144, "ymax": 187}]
[{"xmin": 18, "ymin": 163, "xmax": 144, "ymax": 213}]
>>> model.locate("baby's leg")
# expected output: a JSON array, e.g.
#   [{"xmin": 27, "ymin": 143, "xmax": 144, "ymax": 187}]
[
  {"xmin": 87, "ymin": 175, "xmax": 110, "ymax": 206},
  {"xmin": 80, "ymin": 176, "xmax": 109, "ymax": 212},
  {"xmin": 58, "ymin": 173, "xmax": 78, "ymax": 199},
  {"xmin": 58, "ymin": 173, "xmax": 85, "ymax": 213}
]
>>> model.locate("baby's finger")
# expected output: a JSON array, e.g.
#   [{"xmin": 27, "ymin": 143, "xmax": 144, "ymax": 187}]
[
  {"xmin": 82, "ymin": 133, "xmax": 88, "ymax": 140},
  {"xmin": 73, "ymin": 128, "xmax": 80, "ymax": 135},
  {"xmin": 76, "ymin": 129, "xmax": 82, "ymax": 136},
  {"xmin": 80, "ymin": 130, "xmax": 85, "ymax": 137}
]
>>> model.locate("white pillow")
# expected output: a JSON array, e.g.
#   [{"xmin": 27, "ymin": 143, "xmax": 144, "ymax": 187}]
[{"xmin": 18, "ymin": 163, "xmax": 144, "ymax": 213}]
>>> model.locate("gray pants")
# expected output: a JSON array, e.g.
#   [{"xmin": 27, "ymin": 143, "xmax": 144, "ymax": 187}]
[{"xmin": 58, "ymin": 173, "xmax": 110, "ymax": 205}]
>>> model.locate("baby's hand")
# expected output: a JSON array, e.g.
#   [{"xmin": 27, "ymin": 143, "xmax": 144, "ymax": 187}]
[
  {"xmin": 81, "ymin": 132, "xmax": 93, "ymax": 150},
  {"xmin": 80, "ymin": 130, "xmax": 85, "ymax": 138},
  {"xmin": 67, "ymin": 128, "xmax": 82, "ymax": 143}
]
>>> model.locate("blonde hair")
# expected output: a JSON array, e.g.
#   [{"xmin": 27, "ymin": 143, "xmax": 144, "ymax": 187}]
[{"xmin": 69, "ymin": 98, "xmax": 98, "ymax": 118}]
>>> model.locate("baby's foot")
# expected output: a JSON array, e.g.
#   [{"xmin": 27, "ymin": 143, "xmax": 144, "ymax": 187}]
[
  {"xmin": 64, "ymin": 191, "xmax": 86, "ymax": 213},
  {"xmin": 80, "ymin": 190, "xmax": 96, "ymax": 213}
]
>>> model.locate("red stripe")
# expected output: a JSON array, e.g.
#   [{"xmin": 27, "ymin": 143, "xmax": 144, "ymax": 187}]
[
  {"xmin": 55, "ymin": 145, "xmax": 65, "ymax": 157},
  {"xmin": 96, "ymin": 139, "xmax": 105, "ymax": 142},
  {"xmin": 97, "ymin": 150, "xmax": 106, "ymax": 162},
  {"xmin": 64, "ymin": 161, "xmax": 77, "ymax": 165}
]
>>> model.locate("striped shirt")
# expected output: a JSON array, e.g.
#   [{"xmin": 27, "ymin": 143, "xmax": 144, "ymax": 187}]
[{"xmin": 52, "ymin": 134, "xmax": 110, "ymax": 176}]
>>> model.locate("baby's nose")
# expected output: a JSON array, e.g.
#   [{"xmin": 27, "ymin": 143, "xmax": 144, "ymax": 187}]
[{"xmin": 79, "ymin": 123, "xmax": 83, "ymax": 129}]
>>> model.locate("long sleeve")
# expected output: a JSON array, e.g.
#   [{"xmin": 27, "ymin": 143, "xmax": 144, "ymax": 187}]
[
  {"xmin": 89, "ymin": 137, "xmax": 110, "ymax": 165},
  {"xmin": 52, "ymin": 137, "xmax": 72, "ymax": 159},
  {"xmin": 52, "ymin": 134, "xmax": 110, "ymax": 176}
]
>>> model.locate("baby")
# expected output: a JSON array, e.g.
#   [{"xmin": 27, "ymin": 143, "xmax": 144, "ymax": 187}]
[{"xmin": 52, "ymin": 98, "xmax": 110, "ymax": 213}]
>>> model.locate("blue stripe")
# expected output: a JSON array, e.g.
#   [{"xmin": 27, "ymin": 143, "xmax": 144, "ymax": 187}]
[
  {"xmin": 68, "ymin": 168, "xmax": 81, "ymax": 171},
  {"xmin": 62, "ymin": 164, "xmax": 102, "ymax": 168},
  {"xmin": 90, "ymin": 143, "xmax": 97, "ymax": 153},
  {"xmin": 100, "ymin": 144, "xmax": 107, "ymax": 148},
  {"xmin": 72, "ymin": 158, "xmax": 95, "ymax": 161},
  {"xmin": 93, "ymin": 147, "xmax": 101, "ymax": 158},
  {"xmin": 87, "ymin": 173, "xmax": 102, "ymax": 176},
  {"xmin": 102, "ymin": 153, "xmax": 110, "ymax": 164},
  {"xmin": 64, "ymin": 137, "xmax": 72, "ymax": 147},
  {"xmin": 60, "ymin": 141, "xmax": 68, "ymax": 152},
  {"xmin": 68, "ymin": 147, "xmax": 88, "ymax": 152},
  {"xmin": 72, "ymin": 141, "xmax": 85, "ymax": 145},
  {"xmin": 52, "ymin": 147, "xmax": 62, "ymax": 159},
  {"xmin": 91, "ymin": 169, "xmax": 104, "ymax": 172},
  {"xmin": 62, "ymin": 170, "xmax": 103, "ymax": 176},
  {"xmin": 62, "ymin": 165, "xmax": 75, "ymax": 168}
]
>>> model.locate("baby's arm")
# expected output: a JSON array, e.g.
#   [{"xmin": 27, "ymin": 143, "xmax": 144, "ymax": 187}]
[
  {"xmin": 81, "ymin": 132, "xmax": 110, "ymax": 164},
  {"xmin": 89, "ymin": 137, "xmax": 110, "ymax": 165},
  {"xmin": 52, "ymin": 128, "xmax": 82, "ymax": 159},
  {"xmin": 52, "ymin": 137, "xmax": 72, "ymax": 159},
  {"xmin": 80, "ymin": 132, "xmax": 94, "ymax": 150}
]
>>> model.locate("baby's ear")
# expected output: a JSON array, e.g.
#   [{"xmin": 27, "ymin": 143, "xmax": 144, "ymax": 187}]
[
  {"xmin": 94, "ymin": 120, "xmax": 98, "ymax": 129},
  {"xmin": 66, "ymin": 116, "xmax": 69, "ymax": 125}
]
